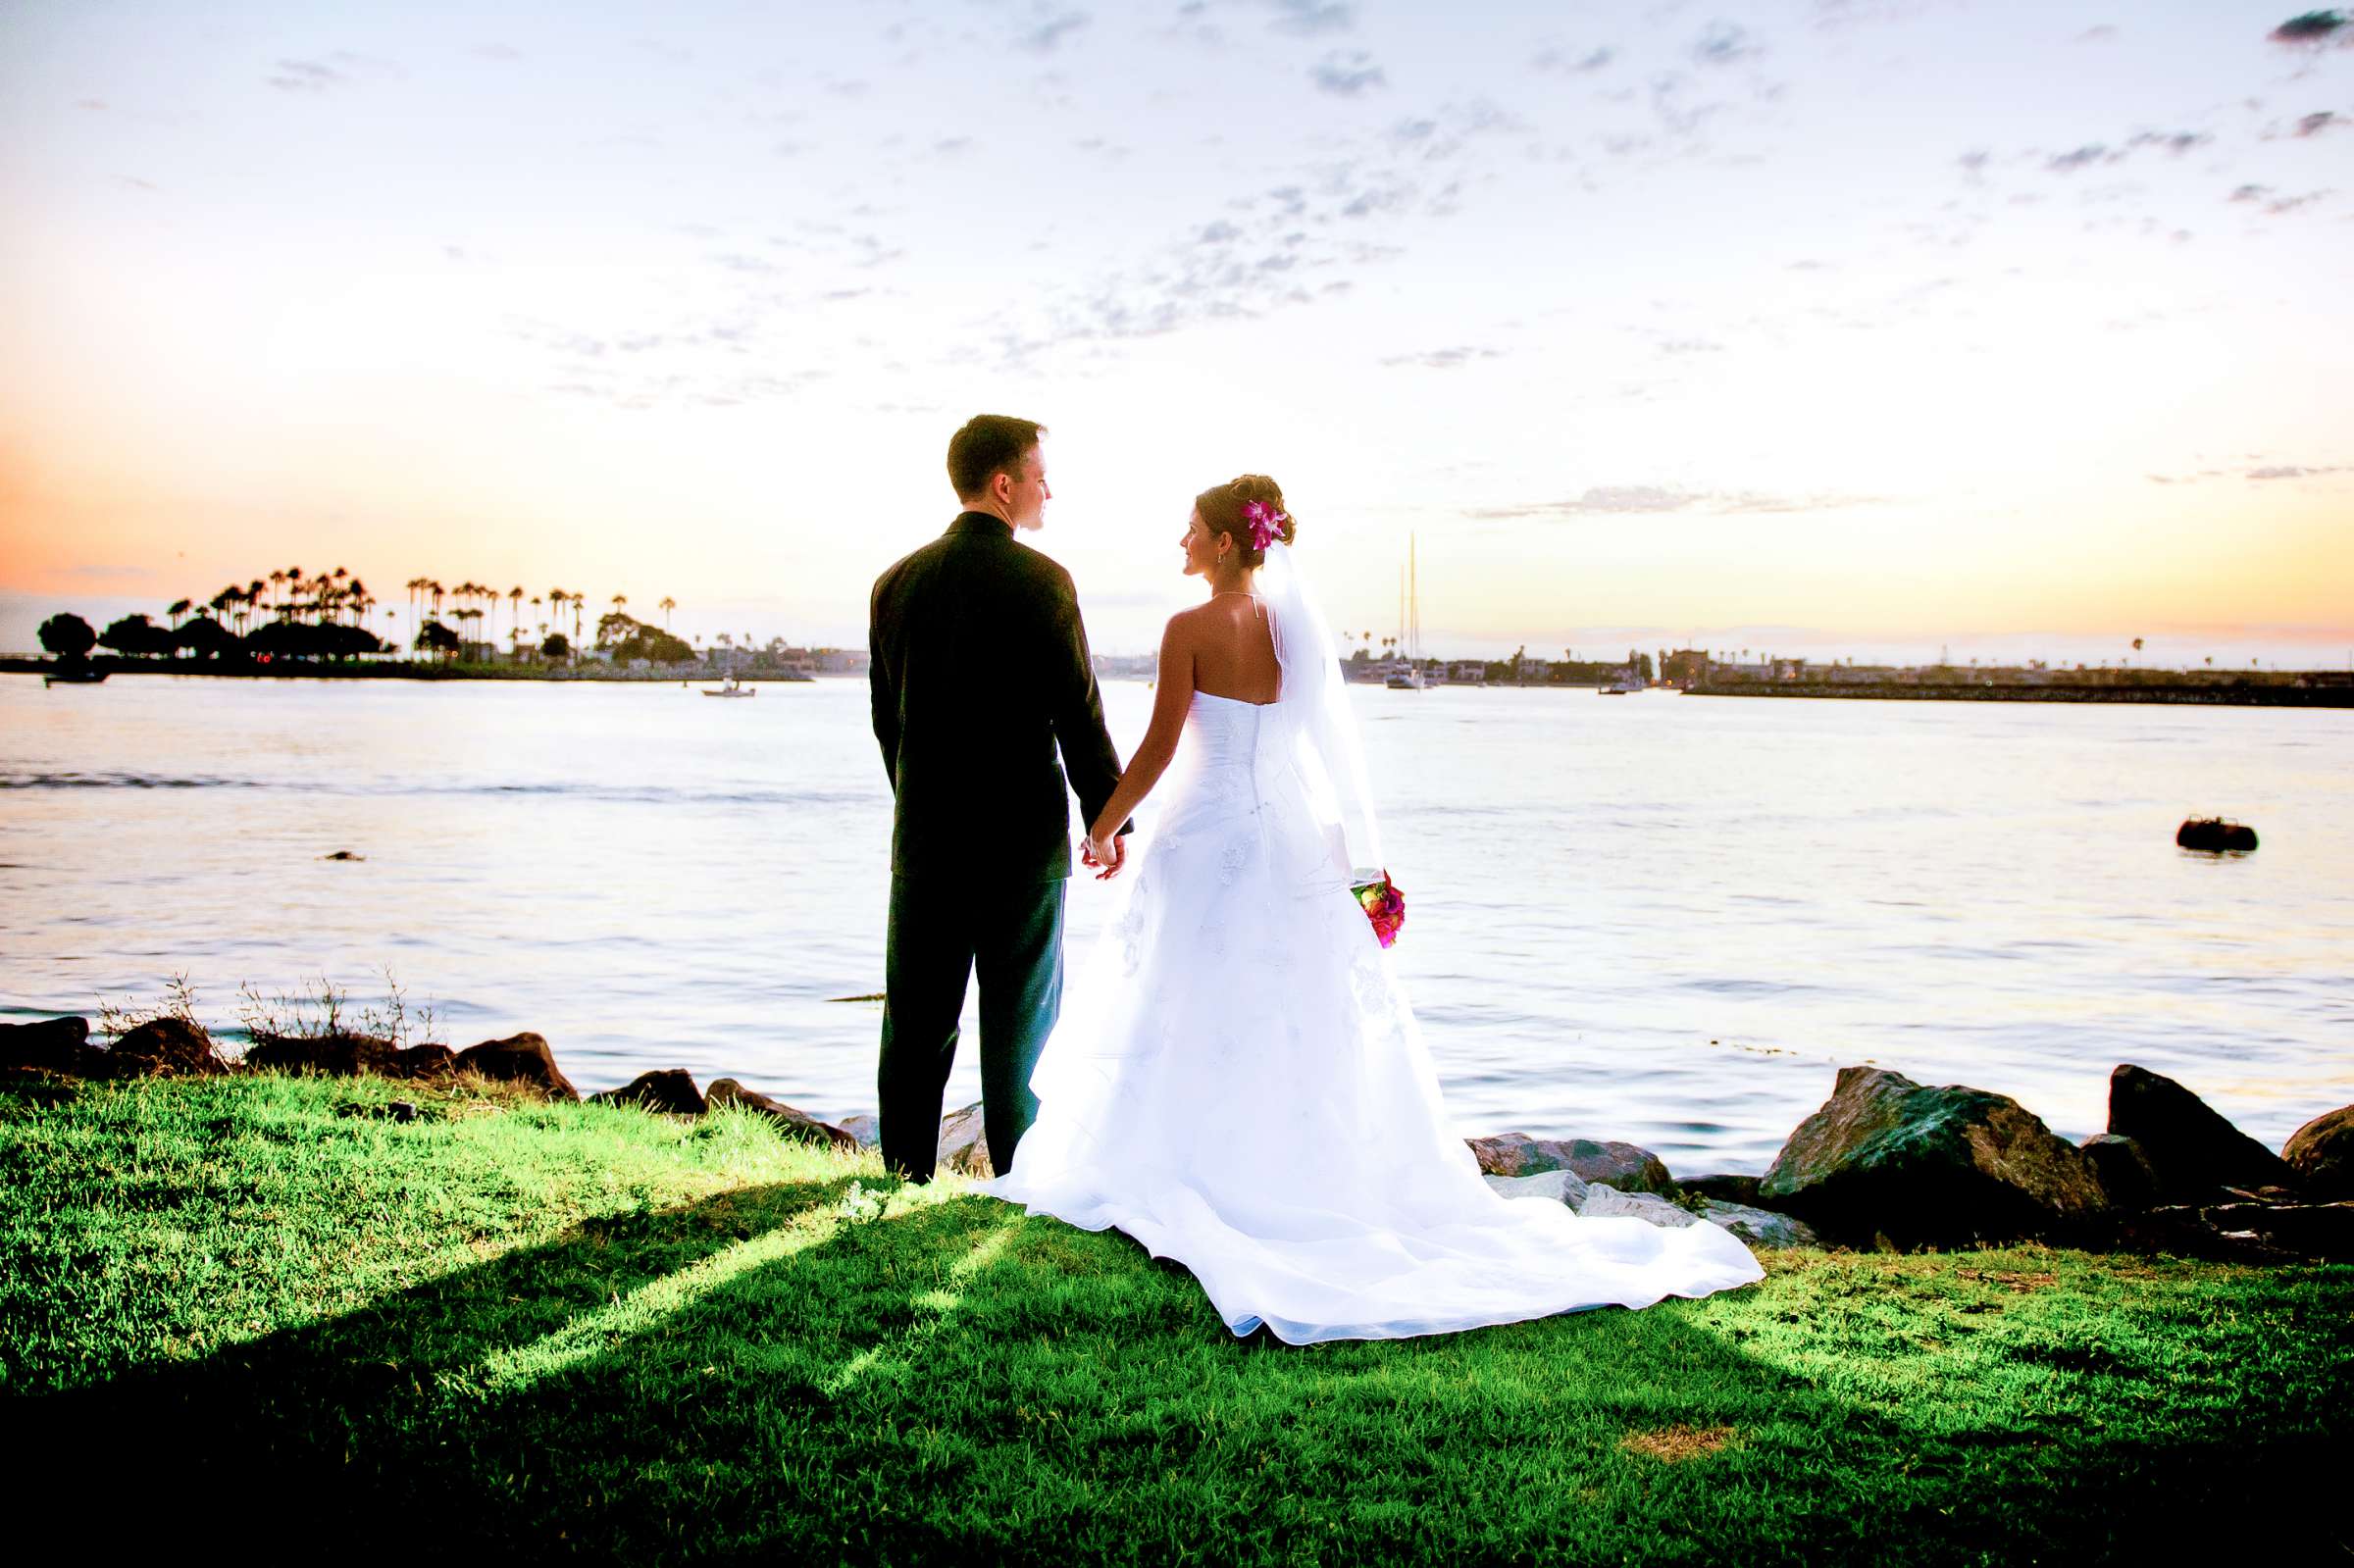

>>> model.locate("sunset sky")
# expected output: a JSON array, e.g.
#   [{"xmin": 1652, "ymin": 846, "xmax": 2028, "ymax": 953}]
[{"xmin": 2, "ymin": 0, "xmax": 2349, "ymax": 666}]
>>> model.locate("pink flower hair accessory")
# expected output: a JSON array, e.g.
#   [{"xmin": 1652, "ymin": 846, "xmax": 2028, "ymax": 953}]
[{"xmin": 1241, "ymin": 498, "xmax": 1289, "ymax": 553}]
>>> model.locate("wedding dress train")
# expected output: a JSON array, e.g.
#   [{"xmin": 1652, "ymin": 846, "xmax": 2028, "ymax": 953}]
[{"xmin": 983, "ymin": 648, "xmax": 1764, "ymax": 1341}]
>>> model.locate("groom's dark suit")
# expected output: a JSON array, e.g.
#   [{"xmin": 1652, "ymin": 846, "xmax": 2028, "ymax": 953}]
[{"xmin": 868, "ymin": 511, "xmax": 1127, "ymax": 1181}]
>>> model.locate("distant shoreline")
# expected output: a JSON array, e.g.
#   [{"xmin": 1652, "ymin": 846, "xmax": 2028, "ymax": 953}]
[
  {"xmin": 0, "ymin": 656, "xmax": 831, "ymax": 683},
  {"xmin": 12, "ymin": 658, "xmax": 2352, "ymax": 707},
  {"xmin": 1683, "ymin": 681, "xmax": 2354, "ymax": 708}
]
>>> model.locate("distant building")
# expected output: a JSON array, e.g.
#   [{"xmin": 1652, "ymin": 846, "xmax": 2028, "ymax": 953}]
[
  {"xmin": 1448, "ymin": 661, "xmax": 1487, "ymax": 684},
  {"xmin": 1661, "ymin": 649, "xmax": 1711, "ymax": 688},
  {"xmin": 1093, "ymin": 652, "xmax": 1157, "ymax": 681}
]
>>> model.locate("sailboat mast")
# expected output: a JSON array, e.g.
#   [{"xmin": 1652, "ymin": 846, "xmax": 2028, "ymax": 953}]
[{"xmin": 1409, "ymin": 534, "xmax": 1419, "ymax": 661}]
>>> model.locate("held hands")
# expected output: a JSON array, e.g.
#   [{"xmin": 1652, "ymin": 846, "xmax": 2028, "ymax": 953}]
[{"xmin": 1082, "ymin": 816, "xmax": 1126, "ymax": 880}]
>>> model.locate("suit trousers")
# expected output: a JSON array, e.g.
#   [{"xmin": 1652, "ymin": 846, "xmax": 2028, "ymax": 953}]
[{"xmin": 878, "ymin": 873, "xmax": 1066, "ymax": 1182}]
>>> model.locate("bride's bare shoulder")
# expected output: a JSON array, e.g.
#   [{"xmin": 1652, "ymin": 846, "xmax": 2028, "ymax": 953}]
[{"xmin": 1162, "ymin": 604, "xmax": 1209, "ymax": 643}]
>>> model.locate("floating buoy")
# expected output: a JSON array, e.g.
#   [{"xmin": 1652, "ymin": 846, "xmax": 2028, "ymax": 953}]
[{"xmin": 2176, "ymin": 818, "xmax": 2258, "ymax": 852}]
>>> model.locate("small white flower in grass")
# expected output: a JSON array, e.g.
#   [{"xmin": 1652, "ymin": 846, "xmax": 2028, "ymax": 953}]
[{"xmin": 836, "ymin": 1181, "xmax": 887, "ymax": 1223}]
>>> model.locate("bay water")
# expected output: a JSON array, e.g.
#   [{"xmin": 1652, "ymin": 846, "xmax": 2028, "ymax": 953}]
[{"xmin": 4, "ymin": 673, "xmax": 2348, "ymax": 1174}]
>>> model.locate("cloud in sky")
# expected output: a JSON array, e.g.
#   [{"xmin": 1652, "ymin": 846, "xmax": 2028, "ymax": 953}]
[
  {"xmin": 1378, "ymin": 346, "xmax": 1502, "ymax": 369},
  {"xmin": 1531, "ymin": 44, "xmax": 1614, "ymax": 73},
  {"xmin": 2268, "ymin": 11, "xmax": 2350, "ymax": 46},
  {"xmin": 2231, "ymin": 184, "xmax": 2332, "ymax": 213},
  {"xmin": 2148, "ymin": 463, "xmax": 2348, "ymax": 483},
  {"xmin": 1309, "ymin": 49, "xmax": 1384, "ymax": 96},
  {"xmin": 2246, "ymin": 464, "xmax": 2348, "ymax": 480},
  {"xmin": 1691, "ymin": 20, "xmax": 1763, "ymax": 66},
  {"xmin": 1017, "ymin": 9, "xmax": 1090, "ymax": 53},
  {"xmin": 2046, "ymin": 144, "xmax": 2115, "ymax": 171},
  {"xmin": 264, "ymin": 51, "xmax": 402, "ymax": 92},
  {"xmin": 1262, "ymin": 0, "xmax": 1355, "ymax": 36},
  {"xmin": 1468, "ymin": 487, "xmax": 1881, "ymax": 520}
]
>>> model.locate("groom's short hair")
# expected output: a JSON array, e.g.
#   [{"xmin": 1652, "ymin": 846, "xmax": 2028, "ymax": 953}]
[{"xmin": 947, "ymin": 415, "xmax": 1046, "ymax": 500}]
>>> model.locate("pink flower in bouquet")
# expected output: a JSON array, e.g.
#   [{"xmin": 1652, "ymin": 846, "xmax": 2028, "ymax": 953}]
[{"xmin": 1352, "ymin": 871, "xmax": 1406, "ymax": 948}]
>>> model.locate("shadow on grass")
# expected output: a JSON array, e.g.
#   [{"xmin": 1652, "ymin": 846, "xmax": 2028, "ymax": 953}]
[{"xmin": 29, "ymin": 1182, "xmax": 2350, "ymax": 1564}]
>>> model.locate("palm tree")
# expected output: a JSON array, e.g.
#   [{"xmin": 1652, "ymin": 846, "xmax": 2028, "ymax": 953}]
[
  {"xmin": 659, "ymin": 595, "xmax": 676, "ymax": 629},
  {"xmin": 572, "ymin": 595, "xmax": 585, "ymax": 644},
  {"xmin": 167, "ymin": 598, "xmax": 192, "ymax": 631},
  {"xmin": 509, "ymin": 585, "xmax": 524, "ymax": 644},
  {"xmin": 2130, "ymin": 636, "xmax": 2143, "ymax": 667}
]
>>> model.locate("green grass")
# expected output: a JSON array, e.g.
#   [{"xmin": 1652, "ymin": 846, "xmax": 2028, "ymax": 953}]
[{"xmin": 5, "ymin": 1074, "xmax": 2348, "ymax": 1563}]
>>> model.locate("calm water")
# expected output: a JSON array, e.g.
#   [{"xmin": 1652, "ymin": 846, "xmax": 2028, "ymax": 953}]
[{"xmin": 5, "ymin": 673, "xmax": 2350, "ymax": 1174}]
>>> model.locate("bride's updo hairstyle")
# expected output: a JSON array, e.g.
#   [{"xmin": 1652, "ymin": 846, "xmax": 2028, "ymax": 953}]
[{"xmin": 1195, "ymin": 474, "xmax": 1300, "ymax": 568}]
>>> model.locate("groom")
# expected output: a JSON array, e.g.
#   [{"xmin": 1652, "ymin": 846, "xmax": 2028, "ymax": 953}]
[{"xmin": 868, "ymin": 414, "xmax": 1129, "ymax": 1183}]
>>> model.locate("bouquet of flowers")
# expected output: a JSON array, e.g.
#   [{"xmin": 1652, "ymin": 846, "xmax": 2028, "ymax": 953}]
[{"xmin": 1351, "ymin": 871, "xmax": 1406, "ymax": 948}]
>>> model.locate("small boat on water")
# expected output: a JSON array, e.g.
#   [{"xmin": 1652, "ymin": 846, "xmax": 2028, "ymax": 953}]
[
  {"xmin": 702, "ymin": 677, "xmax": 756, "ymax": 698},
  {"xmin": 1599, "ymin": 674, "xmax": 1645, "ymax": 695},
  {"xmin": 2176, "ymin": 817, "xmax": 2258, "ymax": 852},
  {"xmin": 42, "ymin": 666, "xmax": 108, "ymax": 686},
  {"xmin": 1386, "ymin": 535, "xmax": 1425, "ymax": 690}
]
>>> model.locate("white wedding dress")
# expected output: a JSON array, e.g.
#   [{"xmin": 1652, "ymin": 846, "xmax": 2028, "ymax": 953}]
[{"xmin": 983, "ymin": 546, "xmax": 1763, "ymax": 1343}]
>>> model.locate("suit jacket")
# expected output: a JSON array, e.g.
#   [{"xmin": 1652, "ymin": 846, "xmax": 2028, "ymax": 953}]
[{"xmin": 869, "ymin": 512, "xmax": 1128, "ymax": 883}]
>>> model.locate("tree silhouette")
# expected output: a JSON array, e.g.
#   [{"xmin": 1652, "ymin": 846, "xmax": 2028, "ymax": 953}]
[
  {"xmin": 415, "ymin": 620, "xmax": 460, "ymax": 660},
  {"xmin": 38, "ymin": 612, "xmax": 96, "ymax": 660}
]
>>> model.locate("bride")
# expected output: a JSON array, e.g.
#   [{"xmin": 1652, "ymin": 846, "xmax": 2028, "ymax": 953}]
[{"xmin": 982, "ymin": 475, "xmax": 1763, "ymax": 1343}]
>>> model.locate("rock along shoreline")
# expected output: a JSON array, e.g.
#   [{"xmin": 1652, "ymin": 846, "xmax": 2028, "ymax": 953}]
[{"xmin": 4, "ymin": 1012, "xmax": 2347, "ymax": 1263}]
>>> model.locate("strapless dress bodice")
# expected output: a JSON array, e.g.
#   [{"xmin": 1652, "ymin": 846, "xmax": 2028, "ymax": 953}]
[{"xmin": 1184, "ymin": 690, "xmax": 1271, "ymax": 772}]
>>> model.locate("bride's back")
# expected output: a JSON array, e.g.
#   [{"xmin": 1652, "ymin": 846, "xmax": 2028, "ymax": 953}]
[{"xmin": 1183, "ymin": 595, "xmax": 1281, "ymax": 706}]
